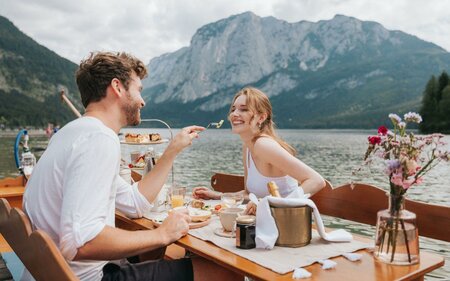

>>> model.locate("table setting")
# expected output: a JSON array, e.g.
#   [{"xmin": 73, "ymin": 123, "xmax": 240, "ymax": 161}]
[{"xmin": 143, "ymin": 188, "xmax": 372, "ymax": 277}]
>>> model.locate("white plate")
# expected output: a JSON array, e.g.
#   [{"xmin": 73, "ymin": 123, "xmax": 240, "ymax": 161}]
[
  {"xmin": 130, "ymin": 167, "xmax": 144, "ymax": 170},
  {"xmin": 151, "ymin": 216, "xmax": 211, "ymax": 229},
  {"xmin": 189, "ymin": 209, "xmax": 212, "ymax": 222}
]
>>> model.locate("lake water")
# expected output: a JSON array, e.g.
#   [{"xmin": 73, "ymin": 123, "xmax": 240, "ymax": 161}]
[{"xmin": 1, "ymin": 129, "xmax": 449, "ymax": 280}]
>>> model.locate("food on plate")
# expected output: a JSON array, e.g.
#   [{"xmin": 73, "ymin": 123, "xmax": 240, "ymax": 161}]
[
  {"xmin": 149, "ymin": 133, "xmax": 161, "ymax": 142},
  {"xmin": 212, "ymin": 203, "xmax": 227, "ymax": 214},
  {"xmin": 189, "ymin": 209, "xmax": 211, "ymax": 222},
  {"xmin": 125, "ymin": 133, "xmax": 149, "ymax": 143},
  {"xmin": 190, "ymin": 199, "xmax": 205, "ymax": 209},
  {"xmin": 125, "ymin": 133, "xmax": 139, "ymax": 142},
  {"xmin": 129, "ymin": 155, "xmax": 145, "ymax": 168},
  {"xmin": 125, "ymin": 133, "xmax": 162, "ymax": 143}
]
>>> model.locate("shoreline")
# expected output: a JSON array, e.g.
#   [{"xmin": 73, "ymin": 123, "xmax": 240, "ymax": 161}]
[{"xmin": 0, "ymin": 129, "xmax": 47, "ymax": 137}]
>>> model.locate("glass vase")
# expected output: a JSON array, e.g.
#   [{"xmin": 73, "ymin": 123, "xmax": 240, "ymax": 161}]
[{"xmin": 374, "ymin": 193, "xmax": 420, "ymax": 265}]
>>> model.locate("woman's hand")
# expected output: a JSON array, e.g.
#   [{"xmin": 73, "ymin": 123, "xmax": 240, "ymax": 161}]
[
  {"xmin": 244, "ymin": 201, "xmax": 257, "ymax": 215},
  {"xmin": 192, "ymin": 186, "xmax": 221, "ymax": 200}
]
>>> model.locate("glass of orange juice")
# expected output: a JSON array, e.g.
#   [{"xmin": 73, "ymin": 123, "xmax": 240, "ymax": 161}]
[{"xmin": 170, "ymin": 186, "xmax": 186, "ymax": 208}]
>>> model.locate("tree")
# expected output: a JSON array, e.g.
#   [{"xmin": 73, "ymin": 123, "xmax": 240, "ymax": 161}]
[
  {"xmin": 420, "ymin": 71, "xmax": 450, "ymax": 133},
  {"xmin": 419, "ymin": 75, "xmax": 438, "ymax": 133},
  {"xmin": 438, "ymin": 85, "xmax": 450, "ymax": 133},
  {"xmin": 437, "ymin": 71, "xmax": 449, "ymax": 102}
]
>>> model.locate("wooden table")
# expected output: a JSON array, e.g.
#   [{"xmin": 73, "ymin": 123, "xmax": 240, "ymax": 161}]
[{"xmin": 115, "ymin": 212, "xmax": 444, "ymax": 281}]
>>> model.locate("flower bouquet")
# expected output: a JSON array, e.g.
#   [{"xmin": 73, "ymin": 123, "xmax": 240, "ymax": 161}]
[{"xmin": 360, "ymin": 112, "xmax": 449, "ymax": 265}]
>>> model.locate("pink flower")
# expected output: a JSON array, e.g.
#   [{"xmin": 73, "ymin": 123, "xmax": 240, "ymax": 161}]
[
  {"xmin": 357, "ymin": 112, "xmax": 450, "ymax": 195},
  {"xmin": 404, "ymin": 159, "xmax": 419, "ymax": 176},
  {"xmin": 368, "ymin": 136, "xmax": 381, "ymax": 145},
  {"xmin": 378, "ymin": 126, "xmax": 388, "ymax": 136},
  {"xmin": 390, "ymin": 171, "xmax": 404, "ymax": 187},
  {"xmin": 401, "ymin": 178, "xmax": 415, "ymax": 190}
]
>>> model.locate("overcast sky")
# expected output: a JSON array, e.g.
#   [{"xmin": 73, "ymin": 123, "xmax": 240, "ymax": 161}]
[{"xmin": 1, "ymin": 0, "xmax": 449, "ymax": 64}]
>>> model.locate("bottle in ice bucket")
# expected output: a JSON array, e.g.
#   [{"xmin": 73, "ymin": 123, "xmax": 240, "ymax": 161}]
[{"xmin": 268, "ymin": 181, "xmax": 281, "ymax": 197}]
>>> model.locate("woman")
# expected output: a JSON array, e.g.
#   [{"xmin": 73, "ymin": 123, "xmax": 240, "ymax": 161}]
[{"xmin": 193, "ymin": 87, "xmax": 325, "ymax": 214}]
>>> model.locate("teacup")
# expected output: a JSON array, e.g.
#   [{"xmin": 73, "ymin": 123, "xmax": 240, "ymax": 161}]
[{"xmin": 219, "ymin": 207, "xmax": 244, "ymax": 232}]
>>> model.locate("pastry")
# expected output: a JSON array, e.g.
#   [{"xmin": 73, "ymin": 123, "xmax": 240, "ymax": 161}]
[
  {"xmin": 149, "ymin": 133, "xmax": 161, "ymax": 142},
  {"xmin": 191, "ymin": 199, "xmax": 205, "ymax": 209},
  {"xmin": 125, "ymin": 133, "xmax": 139, "ymax": 142}
]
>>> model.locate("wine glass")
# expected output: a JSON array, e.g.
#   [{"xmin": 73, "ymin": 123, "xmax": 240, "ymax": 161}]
[{"xmin": 221, "ymin": 193, "xmax": 244, "ymax": 208}]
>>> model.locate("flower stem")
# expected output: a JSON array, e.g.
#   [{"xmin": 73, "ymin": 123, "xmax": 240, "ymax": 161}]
[
  {"xmin": 400, "ymin": 219, "xmax": 412, "ymax": 263},
  {"xmin": 390, "ymin": 216, "xmax": 399, "ymax": 262},
  {"xmin": 378, "ymin": 223, "xmax": 386, "ymax": 254}
]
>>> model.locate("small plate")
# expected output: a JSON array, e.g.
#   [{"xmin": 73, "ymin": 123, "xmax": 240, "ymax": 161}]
[
  {"xmin": 151, "ymin": 216, "xmax": 211, "ymax": 229},
  {"xmin": 130, "ymin": 167, "xmax": 144, "ymax": 170},
  {"xmin": 214, "ymin": 227, "xmax": 235, "ymax": 238},
  {"xmin": 189, "ymin": 209, "xmax": 212, "ymax": 222}
]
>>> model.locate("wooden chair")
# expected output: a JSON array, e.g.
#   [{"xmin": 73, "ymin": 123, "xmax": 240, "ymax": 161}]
[
  {"xmin": 311, "ymin": 183, "xmax": 450, "ymax": 242},
  {"xmin": 0, "ymin": 198, "xmax": 78, "ymax": 281},
  {"xmin": 211, "ymin": 172, "xmax": 245, "ymax": 193},
  {"xmin": 209, "ymin": 173, "xmax": 450, "ymax": 242},
  {"xmin": 0, "ymin": 176, "xmax": 26, "ymax": 209}
]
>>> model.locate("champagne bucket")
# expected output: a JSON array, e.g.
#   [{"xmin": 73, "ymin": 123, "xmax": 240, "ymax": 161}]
[{"xmin": 270, "ymin": 206, "xmax": 312, "ymax": 247}]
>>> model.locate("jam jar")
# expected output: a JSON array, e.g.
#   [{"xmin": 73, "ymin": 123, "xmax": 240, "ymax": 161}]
[{"xmin": 236, "ymin": 215, "xmax": 256, "ymax": 249}]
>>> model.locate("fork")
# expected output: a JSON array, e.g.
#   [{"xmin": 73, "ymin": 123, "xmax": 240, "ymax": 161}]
[{"xmin": 206, "ymin": 120, "xmax": 224, "ymax": 129}]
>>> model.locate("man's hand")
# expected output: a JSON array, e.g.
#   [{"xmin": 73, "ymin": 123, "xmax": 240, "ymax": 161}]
[
  {"xmin": 159, "ymin": 208, "xmax": 191, "ymax": 244},
  {"xmin": 169, "ymin": 125, "xmax": 205, "ymax": 153}
]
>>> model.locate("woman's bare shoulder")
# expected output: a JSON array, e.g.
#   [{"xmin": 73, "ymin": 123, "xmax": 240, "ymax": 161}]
[{"xmin": 253, "ymin": 136, "xmax": 280, "ymax": 150}]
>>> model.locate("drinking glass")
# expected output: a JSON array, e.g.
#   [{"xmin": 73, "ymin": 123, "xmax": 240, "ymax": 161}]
[
  {"xmin": 221, "ymin": 193, "xmax": 244, "ymax": 208},
  {"xmin": 170, "ymin": 186, "xmax": 186, "ymax": 208}
]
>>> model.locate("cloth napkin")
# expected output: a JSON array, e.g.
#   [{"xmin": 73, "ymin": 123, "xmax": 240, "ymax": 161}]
[{"xmin": 255, "ymin": 189, "xmax": 353, "ymax": 249}]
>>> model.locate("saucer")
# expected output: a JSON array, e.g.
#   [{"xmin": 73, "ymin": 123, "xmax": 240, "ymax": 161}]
[{"xmin": 214, "ymin": 227, "xmax": 235, "ymax": 238}]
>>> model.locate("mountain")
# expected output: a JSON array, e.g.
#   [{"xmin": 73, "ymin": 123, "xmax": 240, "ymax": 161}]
[
  {"xmin": 0, "ymin": 15, "xmax": 82, "ymax": 127},
  {"xmin": 142, "ymin": 12, "xmax": 450, "ymax": 128}
]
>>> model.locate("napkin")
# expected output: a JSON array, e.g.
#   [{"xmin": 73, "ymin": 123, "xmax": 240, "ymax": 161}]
[
  {"xmin": 255, "ymin": 197, "xmax": 279, "ymax": 249},
  {"xmin": 255, "ymin": 189, "xmax": 353, "ymax": 249},
  {"xmin": 292, "ymin": 268, "xmax": 312, "ymax": 279}
]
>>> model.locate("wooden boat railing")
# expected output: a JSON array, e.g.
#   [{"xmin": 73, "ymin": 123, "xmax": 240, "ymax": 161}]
[{"xmin": 210, "ymin": 172, "xmax": 450, "ymax": 242}]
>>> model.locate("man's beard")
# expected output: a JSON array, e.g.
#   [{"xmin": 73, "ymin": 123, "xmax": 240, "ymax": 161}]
[{"xmin": 123, "ymin": 101, "xmax": 141, "ymax": 126}]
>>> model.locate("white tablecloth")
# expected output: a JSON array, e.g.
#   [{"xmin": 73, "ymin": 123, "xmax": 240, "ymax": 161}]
[{"xmin": 188, "ymin": 216, "xmax": 372, "ymax": 274}]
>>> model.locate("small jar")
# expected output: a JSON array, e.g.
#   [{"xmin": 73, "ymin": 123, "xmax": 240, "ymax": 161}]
[{"xmin": 236, "ymin": 215, "xmax": 256, "ymax": 249}]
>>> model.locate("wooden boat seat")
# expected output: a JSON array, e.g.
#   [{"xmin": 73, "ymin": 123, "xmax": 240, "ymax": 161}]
[
  {"xmin": 0, "ymin": 198, "xmax": 78, "ymax": 281},
  {"xmin": 312, "ymin": 183, "xmax": 450, "ymax": 242},
  {"xmin": 210, "ymin": 173, "xmax": 450, "ymax": 242},
  {"xmin": 0, "ymin": 176, "xmax": 26, "ymax": 209}
]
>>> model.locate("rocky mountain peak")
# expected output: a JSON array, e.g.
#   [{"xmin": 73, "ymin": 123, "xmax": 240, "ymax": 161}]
[{"xmin": 142, "ymin": 12, "xmax": 449, "ymax": 128}]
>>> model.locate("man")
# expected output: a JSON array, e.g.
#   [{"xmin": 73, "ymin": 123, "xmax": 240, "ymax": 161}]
[{"xmin": 23, "ymin": 52, "xmax": 239, "ymax": 281}]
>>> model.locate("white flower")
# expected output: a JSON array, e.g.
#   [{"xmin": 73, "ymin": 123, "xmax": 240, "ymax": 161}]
[
  {"xmin": 389, "ymin": 113, "xmax": 402, "ymax": 125},
  {"xmin": 404, "ymin": 112, "xmax": 422, "ymax": 123},
  {"xmin": 398, "ymin": 122, "xmax": 406, "ymax": 129}
]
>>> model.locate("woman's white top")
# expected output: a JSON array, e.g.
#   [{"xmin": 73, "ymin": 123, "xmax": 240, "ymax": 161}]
[{"xmin": 246, "ymin": 148, "xmax": 298, "ymax": 198}]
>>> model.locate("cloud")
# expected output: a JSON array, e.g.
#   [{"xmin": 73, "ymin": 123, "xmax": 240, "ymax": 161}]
[{"xmin": 0, "ymin": 0, "xmax": 449, "ymax": 64}]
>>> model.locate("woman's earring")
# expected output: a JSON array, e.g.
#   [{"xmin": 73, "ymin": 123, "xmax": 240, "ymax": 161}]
[{"xmin": 258, "ymin": 123, "xmax": 262, "ymax": 129}]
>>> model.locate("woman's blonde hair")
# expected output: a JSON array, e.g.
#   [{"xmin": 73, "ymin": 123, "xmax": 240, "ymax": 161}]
[{"xmin": 229, "ymin": 87, "xmax": 296, "ymax": 155}]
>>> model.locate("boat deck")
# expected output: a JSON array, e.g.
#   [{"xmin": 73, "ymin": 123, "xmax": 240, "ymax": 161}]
[{"xmin": 0, "ymin": 236, "xmax": 14, "ymax": 280}]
